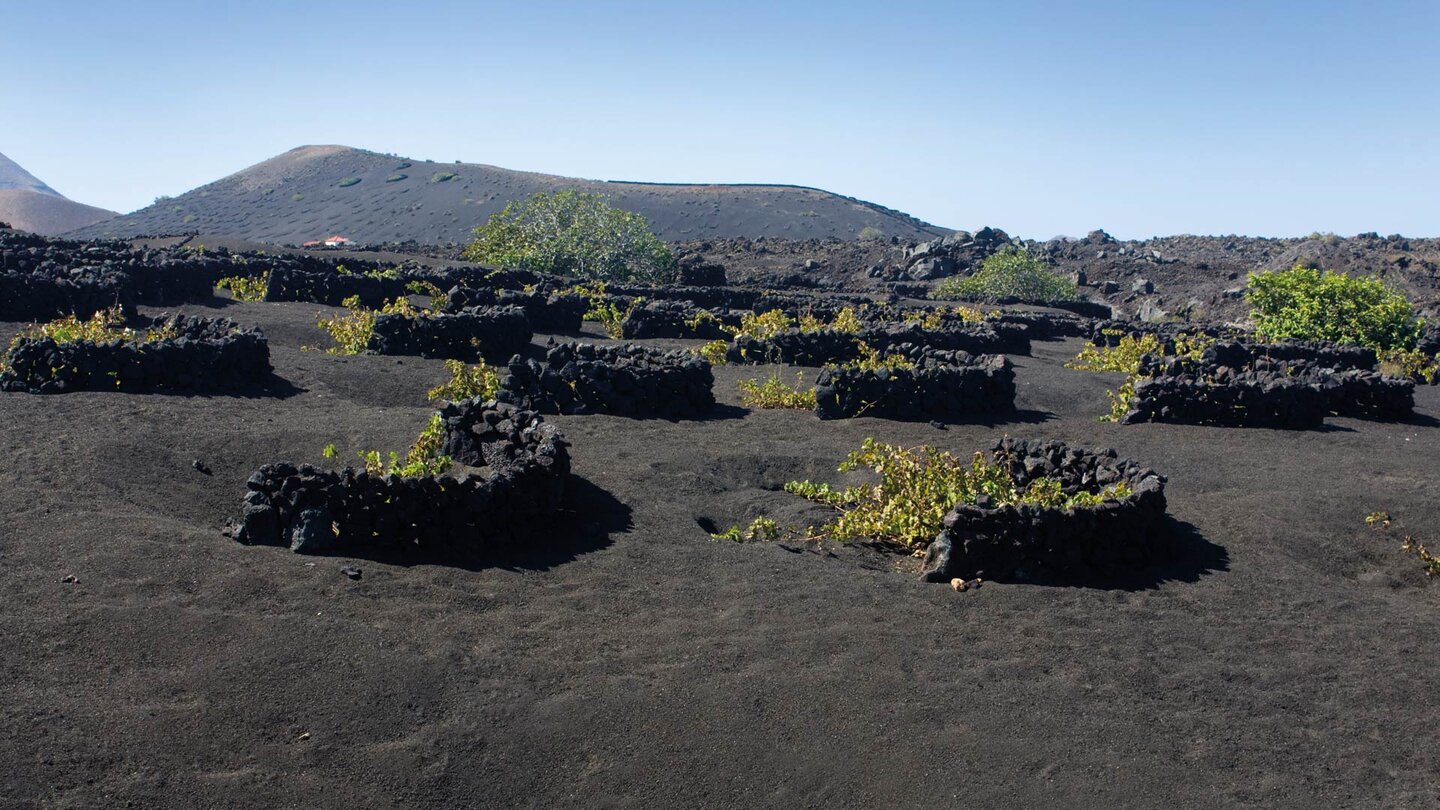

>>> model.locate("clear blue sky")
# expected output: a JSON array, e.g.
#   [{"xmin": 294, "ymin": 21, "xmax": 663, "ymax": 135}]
[{"xmin": 4, "ymin": 0, "xmax": 1437, "ymax": 239}]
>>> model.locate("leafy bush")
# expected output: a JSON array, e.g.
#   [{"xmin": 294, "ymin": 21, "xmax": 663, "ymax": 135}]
[
  {"xmin": 1067, "ymin": 332, "xmax": 1213, "ymax": 374},
  {"xmin": 1378, "ymin": 348, "xmax": 1439, "ymax": 384},
  {"xmin": 385, "ymin": 174, "xmax": 407, "ymax": 182},
  {"xmin": 1246, "ymin": 265, "xmax": 1422, "ymax": 350},
  {"xmin": 463, "ymin": 190, "xmax": 675, "ymax": 283},
  {"xmin": 216, "ymin": 272, "xmax": 269, "ymax": 302},
  {"xmin": 1068, "ymin": 331, "xmax": 1214, "ymax": 421},
  {"xmin": 584, "ymin": 296, "xmax": 642, "ymax": 339},
  {"xmin": 337, "ymin": 177, "xmax": 362, "ymax": 188},
  {"xmin": 785, "ymin": 438, "xmax": 1132, "ymax": 550},
  {"xmin": 1, "ymin": 308, "xmax": 180, "ymax": 373},
  {"xmin": 698, "ymin": 339, "xmax": 729, "ymax": 365},
  {"xmin": 316, "ymin": 294, "xmax": 420, "ymax": 355},
  {"xmin": 710, "ymin": 516, "xmax": 782, "ymax": 542},
  {"xmin": 858, "ymin": 226, "xmax": 885, "ymax": 241},
  {"xmin": 406, "ymin": 280, "xmax": 449, "ymax": 311},
  {"xmin": 427, "ymin": 360, "xmax": 501, "ymax": 402},
  {"xmin": 355, "ymin": 414, "xmax": 452, "ymax": 478},
  {"xmin": 930, "ymin": 246, "xmax": 1077, "ymax": 304},
  {"xmin": 431, "ymin": 171, "xmax": 457, "ymax": 183},
  {"xmin": 737, "ymin": 372, "xmax": 817, "ymax": 410},
  {"xmin": 843, "ymin": 342, "xmax": 915, "ymax": 372},
  {"xmin": 1101, "ymin": 376, "xmax": 1138, "ymax": 423},
  {"xmin": 685, "ymin": 309, "xmax": 723, "ymax": 333},
  {"xmin": 902, "ymin": 305, "xmax": 990, "ymax": 328},
  {"xmin": 730, "ymin": 309, "xmax": 796, "ymax": 339}
]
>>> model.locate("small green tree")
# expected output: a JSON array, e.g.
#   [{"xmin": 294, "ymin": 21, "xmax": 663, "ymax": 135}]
[
  {"xmin": 463, "ymin": 190, "xmax": 675, "ymax": 283},
  {"xmin": 930, "ymin": 246, "xmax": 1077, "ymax": 304},
  {"xmin": 1246, "ymin": 265, "xmax": 1422, "ymax": 350}
]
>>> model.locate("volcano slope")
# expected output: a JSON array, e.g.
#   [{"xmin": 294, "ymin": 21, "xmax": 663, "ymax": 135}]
[
  {"xmin": 66, "ymin": 145, "xmax": 943, "ymax": 245},
  {"xmin": 1, "ymin": 296, "xmax": 1439, "ymax": 808}
]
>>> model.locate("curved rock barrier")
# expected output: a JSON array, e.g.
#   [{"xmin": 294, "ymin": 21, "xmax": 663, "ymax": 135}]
[
  {"xmin": 0, "ymin": 315, "xmax": 271, "ymax": 394},
  {"xmin": 437, "ymin": 399, "xmax": 572, "ymax": 475},
  {"xmin": 441, "ymin": 286, "xmax": 586, "ymax": 333},
  {"xmin": 1122, "ymin": 342, "xmax": 1414, "ymax": 427},
  {"xmin": 230, "ymin": 405, "xmax": 570, "ymax": 557},
  {"xmin": 860, "ymin": 322, "xmax": 1031, "ymax": 357},
  {"xmin": 1124, "ymin": 369, "xmax": 1330, "ymax": 429},
  {"xmin": 921, "ymin": 439, "xmax": 1169, "ymax": 582},
  {"xmin": 497, "ymin": 342, "xmax": 716, "ymax": 418},
  {"xmin": 1206, "ymin": 339, "xmax": 1377, "ymax": 373},
  {"xmin": 813, "ymin": 351, "xmax": 1015, "ymax": 421},
  {"xmin": 1089, "ymin": 320, "xmax": 1241, "ymax": 351},
  {"xmin": 993, "ymin": 311, "xmax": 1094, "ymax": 340},
  {"xmin": 264, "ymin": 265, "xmax": 409, "ymax": 308},
  {"xmin": 620, "ymin": 300, "xmax": 734, "ymax": 340},
  {"xmin": 724, "ymin": 322, "xmax": 1025, "ymax": 367},
  {"xmin": 726, "ymin": 328, "xmax": 862, "ymax": 366},
  {"xmin": 677, "ymin": 261, "xmax": 726, "ymax": 286},
  {"xmin": 0, "ymin": 267, "xmax": 133, "ymax": 321},
  {"xmin": 367, "ymin": 306, "xmax": 533, "ymax": 362}
]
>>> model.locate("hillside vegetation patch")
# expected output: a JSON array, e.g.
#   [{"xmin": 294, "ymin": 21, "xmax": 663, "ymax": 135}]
[{"xmin": 465, "ymin": 190, "xmax": 675, "ymax": 283}]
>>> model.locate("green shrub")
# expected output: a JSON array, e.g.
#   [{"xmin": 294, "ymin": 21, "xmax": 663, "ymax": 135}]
[
  {"xmin": 902, "ymin": 305, "xmax": 990, "ymax": 328},
  {"xmin": 783, "ymin": 438, "xmax": 1128, "ymax": 550},
  {"xmin": 1, "ymin": 308, "xmax": 178, "ymax": 373},
  {"xmin": 685, "ymin": 309, "xmax": 722, "ymax": 333},
  {"xmin": 291, "ymin": 193, "xmax": 304, "ymax": 202},
  {"xmin": 1245, "ymin": 265, "xmax": 1422, "ymax": 350},
  {"xmin": 729, "ymin": 309, "xmax": 796, "ymax": 339},
  {"xmin": 843, "ymin": 342, "xmax": 915, "ymax": 372},
  {"xmin": 583, "ymin": 295, "xmax": 642, "ymax": 339},
  {"xmin": 355, "ymin": 414, "xmax": 452, "ymax": 478},
  {"xmin": 385, "ymin": 173, "xmax": 407, "ymax": 182},
  {"xmin": 1101, "ymin": 375, "xmax": 1138, "ymax": 423},
  {"xmin": 930, "ymin": 246, "xmax": 1077, "ymax": 304},
  {"xmin": 737, "ymin": 372, "xmax": 817, "ymax": 410},
  {"xmin": 431, "ymin": 171, "xmax": 457, "ymax": 183},
  {"xmin": 337, "ymin": 177, "xmax": 362, "ymax": 188},
  {"xmin": 1378, "ymin": 348, "xmax": 1440, "ymax": 384},
  {"xmin": 858, "ymin": 226, "xmax": 885, "ymax": 240},
  {"xmin": 1068, "ymin": 332, "xmax": 1214, "ymax": 421},
  {"xmin": 698, "ymin": 339, "xmax": 729, "ymax": 365},
  {"xmin": 406, "ymin": 280, "xmax": 449, "ymax": 311},
  {"xmin": 710, "ymin": 516, "xmax": 782, "ymax": 543},
  {"xmin": 463, "ymin": 190, "xmax": 675, "ymax": 283},
  {"xmin": 317, "ymin": 295, "xmax": 420, "ymax": 355},
  {"xmin": 785, "ymin": 438, "xmax": 1132, "ymax": 550},
  {"xmin": 216, "ymin": 272, "xmax": 269, "ymax": 302},
  {"xmin": 427, "ymin": 360, "xmax": 501, "ymax": 402},
  {"xmin": 795, "ymin": 306, "xmax": 864, "ymax": 334},
  {"xmin": 1067, "ymin": 332, "xmax": 1212, "ymax": 374}
]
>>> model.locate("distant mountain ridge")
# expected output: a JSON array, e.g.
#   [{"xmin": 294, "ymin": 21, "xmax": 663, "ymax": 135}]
[
  {"xmin": 0, "ymin": 151, "xmax": 117, "ymax": 235},
  {"xmin": 68, "ymin": 145, "xmax": 947, "ymax": 244},
  {"xmin": 0, "ymin": 151, "xmax": 62, "ymax": 196}
]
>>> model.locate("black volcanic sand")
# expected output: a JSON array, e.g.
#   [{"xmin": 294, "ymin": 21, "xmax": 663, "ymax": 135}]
[{"xmin": 3, "ymin": 298, "xmax": 1439, "ymax": 808}]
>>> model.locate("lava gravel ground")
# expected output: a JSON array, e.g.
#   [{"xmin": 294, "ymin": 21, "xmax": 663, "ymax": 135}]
[{"xmin": 2, "ymin": 298, "xmax": 1438, "ymax": 808}]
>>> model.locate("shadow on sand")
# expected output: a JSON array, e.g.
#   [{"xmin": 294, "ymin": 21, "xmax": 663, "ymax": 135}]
[
  {"xmin": 994, "ymin": 517, "xmax": 1229, "ymax": 592},
  {"xmin": 303, "ymin": 474, "xmax": 631, "ymax": 573},
  {"xmin": 125, "ymin": 371, "xmax": 307, "ymax": 400}
]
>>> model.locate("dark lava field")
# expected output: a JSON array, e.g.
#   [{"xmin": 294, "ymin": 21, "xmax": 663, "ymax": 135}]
[{"xmin": 3, "ymin": 287, "xmax": 1439, "ymax": 808}]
